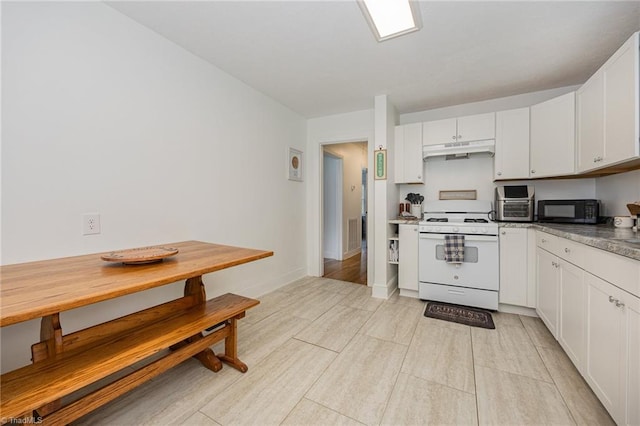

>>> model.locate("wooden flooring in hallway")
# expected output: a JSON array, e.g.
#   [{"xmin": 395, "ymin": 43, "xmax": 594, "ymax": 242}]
[{"xmin": 323, "ymin": 243, "xmax": 367, "ymax": 285}]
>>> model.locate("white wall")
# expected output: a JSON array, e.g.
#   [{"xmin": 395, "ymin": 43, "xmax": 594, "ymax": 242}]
[
  {"xmin": 1, "ymin": 2, "xmax": 307, "ymax": 372},
  {"xmin": 307, "ymin": 109, "xmax": 374, "ymax": 281},
  {"xmin": 322, "ymin": 153, "xmax": 341, "ymax": 259},
  {"xmin": 596, "ymin": 170, "xmax": 640, "ymax": 216},
  {"xmin": 372, "ymin": 95, "xmax": 399, "ymax": 298}
]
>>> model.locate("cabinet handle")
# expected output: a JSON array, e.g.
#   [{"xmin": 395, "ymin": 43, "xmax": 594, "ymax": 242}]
[
  {"xmin": 609, "ymin": 296, "xmax": 616, "ymax": 303},
  {"xmin": 615, "ymin": 300, "xmax": 625, "ymax": 308},
  {"xmin": 458, "ymin": 135, "xmax": 462, "ymax": 139},
  {"xmin": 497, "ymin": 172, "xmax": 502, "ymax": 176},
  {"xmin": 452, "ymin": 136, "xmax": 456, "ymax": 140},
  {"xmin": 417, "ymin": 175, "xmax": 421, "ymax": 179},
  {"xmin": 541, "ymin": 238, "xmax": 547, "ymax": 243},
  {"xmin": 564, "ymin": 248, "xmax": 570, "ymax": 253},
  {"xmin": 501, "ymin": 231, "xmax": 506, "ymax": 235},
  {"xmin": 531, "ymin": 169, "xmax": 536, "ymax": 174}
]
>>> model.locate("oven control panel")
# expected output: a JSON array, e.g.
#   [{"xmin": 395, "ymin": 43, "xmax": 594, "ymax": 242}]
[{"xmin": 419, "ymin": 225, "xmax": 495, "ymax": 235}]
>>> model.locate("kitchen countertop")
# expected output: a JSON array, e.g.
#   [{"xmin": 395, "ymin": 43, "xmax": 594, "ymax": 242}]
[
  {"xmin": 389, "ymin": 218, "xmax": 420, "ymax": 224},
  {"xmin": 499, "ymin": 222, "xmax": 640, "ymax": 261}
]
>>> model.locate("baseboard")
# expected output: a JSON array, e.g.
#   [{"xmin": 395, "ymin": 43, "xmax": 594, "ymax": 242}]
[
  {"xmin": 498, "ymin": 303, "xmax": 538, "ymax": 317},
  {"xmin": 248, "ymin": 267, "xmax": 308, "ymax": 298},
  {"xmin": 342, "ymin": 247, "xmax": 361, "ymax": 260},
  {"xmin": 372, "ymin": 274, "xmax": 398, "ymax": 299},
  {"xmin": 399, "ymin": 288, "xmax": 419, "ymax": 299}
]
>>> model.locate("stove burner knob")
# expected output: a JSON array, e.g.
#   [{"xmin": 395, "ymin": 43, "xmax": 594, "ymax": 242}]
[
  {"xmin": 479, "ymin": 227, "xmax": 487, "ymax": 233},
  {"xmin": 452, "ymin": 227, "xmax": 459, "ymax": 233},
  {"xmin": 469, "ymin": 227, "xmax": 477, "ymax": 233},
  {"xmin": 433, "ymin": 226, "xmax": 441, "ymax": 232}
]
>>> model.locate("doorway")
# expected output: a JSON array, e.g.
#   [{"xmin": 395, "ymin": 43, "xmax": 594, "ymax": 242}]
[{"xmin": 322, "ymin": 142, "xmax": 368, "ymax": 285}]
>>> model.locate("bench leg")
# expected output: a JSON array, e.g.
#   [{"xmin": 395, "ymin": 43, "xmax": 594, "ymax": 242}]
[
  {"xmin": 216, "ymin": 317, "xmax": 248, "ymax": 373},
  {"xmin": 170, "ymin": 333, "xmax": 223, "ymax": 372}
]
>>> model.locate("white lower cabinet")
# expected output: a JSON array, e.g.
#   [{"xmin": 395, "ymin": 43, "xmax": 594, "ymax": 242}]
[
  {"xmin": 535, "ymin": 230, "xmax": 640, "ymax": 425},
  {"xmin": 585, "ymin": 272, "xmax": 640, "ymax": 426},
  {"xmin": 499, "ymin": 227, "xmax": 535, "ymax": 307},
  {"xmin": 398, "ymin": 224, "xmax": 418, "ymax": 295},
  {"xmin": 536, "ymin": 247, "xmax": 559, "ymax": 337},
  {"xmin": 558, "ymin": 260, "xmax": 586, "ymax": 370},
  {"xmin": 625, "ymin": 294, "xmax": 640, "ymax": 426}
]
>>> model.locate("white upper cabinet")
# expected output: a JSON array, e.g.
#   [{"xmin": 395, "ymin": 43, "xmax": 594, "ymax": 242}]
[
  {"xmin": 423, "ymin": 113, "xmax": 495, "ymax": 146},
  {"xmin": 394, "ymin": 123, "xmax": 424, "ymax": 184},
  {"xmin": 578, "ymin": 32, "xmax": 640, "ymax": 172},
  {"xmin": 457, "ymin": 113, "xmax": 496, "ymax": 142},
  {"xmin": 494, "ymin": 107, "xmax": 530, "ymax": 180},
  {"xmin": 577, "ymin": 71, "xmax": 605, "ymax": 172},
  {"xmin": 422, "ymin": 118, "xmax": 457, "ymax": 146},
  {"xmin": 530, "ymin": 92, "xmax": 576, "ymax": 178},
  {"xmin": 603, "ymin": 32, "xmax": 639, "ymax": 165}
]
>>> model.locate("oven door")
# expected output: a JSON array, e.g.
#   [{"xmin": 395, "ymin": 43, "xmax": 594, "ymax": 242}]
[{"xmin": 418, "ymin": 233, "xmax": 499, "ymax": 291}]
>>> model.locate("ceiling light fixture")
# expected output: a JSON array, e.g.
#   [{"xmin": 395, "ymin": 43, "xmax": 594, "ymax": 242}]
[{"xmin": 358, "ymin": 0, "xmax": 421, "ymax": 42}]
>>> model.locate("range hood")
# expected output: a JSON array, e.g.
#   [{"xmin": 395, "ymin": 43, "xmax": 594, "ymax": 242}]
[{"xmin": 422, "ymin": 139, "xmax": 495, "ymax": 159}]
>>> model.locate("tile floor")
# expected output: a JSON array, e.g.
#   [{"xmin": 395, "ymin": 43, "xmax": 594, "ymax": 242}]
[{"xmin": 76, "ymin": 277, "xmax": 614, "ymax": 426}]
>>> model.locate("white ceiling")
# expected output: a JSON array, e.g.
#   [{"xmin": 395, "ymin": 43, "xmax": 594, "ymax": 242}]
[{"xmin": 106, "ymin": 1, "xmax": 640, "ymax": 118}]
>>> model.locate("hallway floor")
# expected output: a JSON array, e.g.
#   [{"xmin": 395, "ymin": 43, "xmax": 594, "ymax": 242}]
[
  {"xmin": 323, "ymin": 242, "xmax": 367, "ymax": 285},
  {"xmin": 76, "ymin": 277, "xmax": 613, "ymax": 426}
]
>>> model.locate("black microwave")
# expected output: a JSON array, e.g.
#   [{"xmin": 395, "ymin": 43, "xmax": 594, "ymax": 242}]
[{"xmin": 537, "ymin": 199, "xmax": 599, "ymax": 224}]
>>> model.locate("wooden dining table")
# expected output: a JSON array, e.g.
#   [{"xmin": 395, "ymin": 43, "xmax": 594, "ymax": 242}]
[{"xmin": 0, "ymin": 240, "xmax": 273, "ymax": 425}]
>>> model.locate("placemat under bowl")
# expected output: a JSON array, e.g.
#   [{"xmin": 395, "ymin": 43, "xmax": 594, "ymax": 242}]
[
  {"xmin": 424, "ymin": 301, "xmax": 495, "ymax": 329},
  {"xmin": 101, "ymin": 246, "xmax": 179, "ymax": 264}
]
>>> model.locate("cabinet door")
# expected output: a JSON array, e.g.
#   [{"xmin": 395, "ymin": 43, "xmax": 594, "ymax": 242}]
[
  {"xmin": 499, "ymin": 228, "xmax": 528, "ymax": 306},
  {"xmin": 577, "ymin": 71, "xmax": 605, "ymax": 172},
  {"xmin": 422, "ymin": 118, "xmax": 457, "ymax": 146},
  {"xmin": 398, "ymin": 225, "xmax": 418, "ymax": 291},
  {"xmin": 495, "ymin": 108, "xmax": 530, "ymax": 180},
  {"xmin": 585, "ymin": 272, "xmax": 625, "ymax": 424},
  {"xmin": 603, "ymin": 32, "xmax": 640, "ymax": 165},
  {"xmin": 558, "ymin": 260, "xmax": 586, "ymax": 372},
  {"xmin": 530, "ymin": 92, "xmax": 576, "ymax": 178},
  {"xmin": 624, "ymin": 291, "xmax": 640, "ymax": 426},
  {"xmin": 457, "ymin": 112, "xmax": 495, "ymax": 142},
  {"xmin": 403, "ymin": 123, "xmax": 424, "ymax": 183},
  {"xmin": 536, "ymin": 247, "xmax": 559, "ymax": 337}
]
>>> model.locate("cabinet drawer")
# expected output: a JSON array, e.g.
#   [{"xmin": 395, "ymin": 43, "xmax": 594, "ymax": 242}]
[
  {"xmin": 556, "ymin": 239, "xmax": 585, "ymax": 267},
  {"xmin": 583, "ymin": 246, "xmax": 640, "ymax": 298},
  {"xmin": 536, "ymin": 232, "xmax": 559, "ymax": 253}
]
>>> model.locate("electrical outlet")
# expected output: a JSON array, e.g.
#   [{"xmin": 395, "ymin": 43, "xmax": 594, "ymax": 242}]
[{"xmin": 83, "ymin": 214, "xmax": 101, "ymax": 235}]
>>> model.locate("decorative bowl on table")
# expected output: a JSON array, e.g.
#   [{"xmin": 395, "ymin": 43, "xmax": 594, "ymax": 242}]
[{"xmin": 101, "ymin": 246, "xmax": 179, "ymax": 264}]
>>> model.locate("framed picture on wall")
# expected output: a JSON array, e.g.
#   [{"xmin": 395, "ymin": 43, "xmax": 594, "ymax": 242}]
[
  {"xmin": 288, "ymin": 148, "xmax": 303, "ymax": 182},
  {"xmin": 374, "ymin": 148, "xmax": 387, "ymax": 180}
]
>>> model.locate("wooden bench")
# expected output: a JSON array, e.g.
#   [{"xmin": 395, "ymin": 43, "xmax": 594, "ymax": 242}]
[{"xmin": 0, "ymin": 241, "xmax": 272, "ymax": 425}]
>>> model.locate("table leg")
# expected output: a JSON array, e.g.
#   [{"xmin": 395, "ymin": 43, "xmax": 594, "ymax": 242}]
[
  {"xmin": 31, "ymin": 314, "xmax": 64, "ymax": 416},
  {"xmin": 181, "ymin": 276, "xmax": 224, "ymax": 372}
]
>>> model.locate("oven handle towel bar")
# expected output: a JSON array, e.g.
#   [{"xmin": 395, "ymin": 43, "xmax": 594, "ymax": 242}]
[{"xmin": 444, "ymin": 235, "xmax": 465, "ymax": 263}]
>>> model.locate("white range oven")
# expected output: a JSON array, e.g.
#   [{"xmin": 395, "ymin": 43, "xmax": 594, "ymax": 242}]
[{"xmin": 418, "ymin": 200, "xmax": 499, "ymax": 310}]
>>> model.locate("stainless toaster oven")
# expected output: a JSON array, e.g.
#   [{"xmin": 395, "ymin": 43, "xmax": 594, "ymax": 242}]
[{"xmin": 495, "ymin": 185, "xmax": 535, "ymax": 222}]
